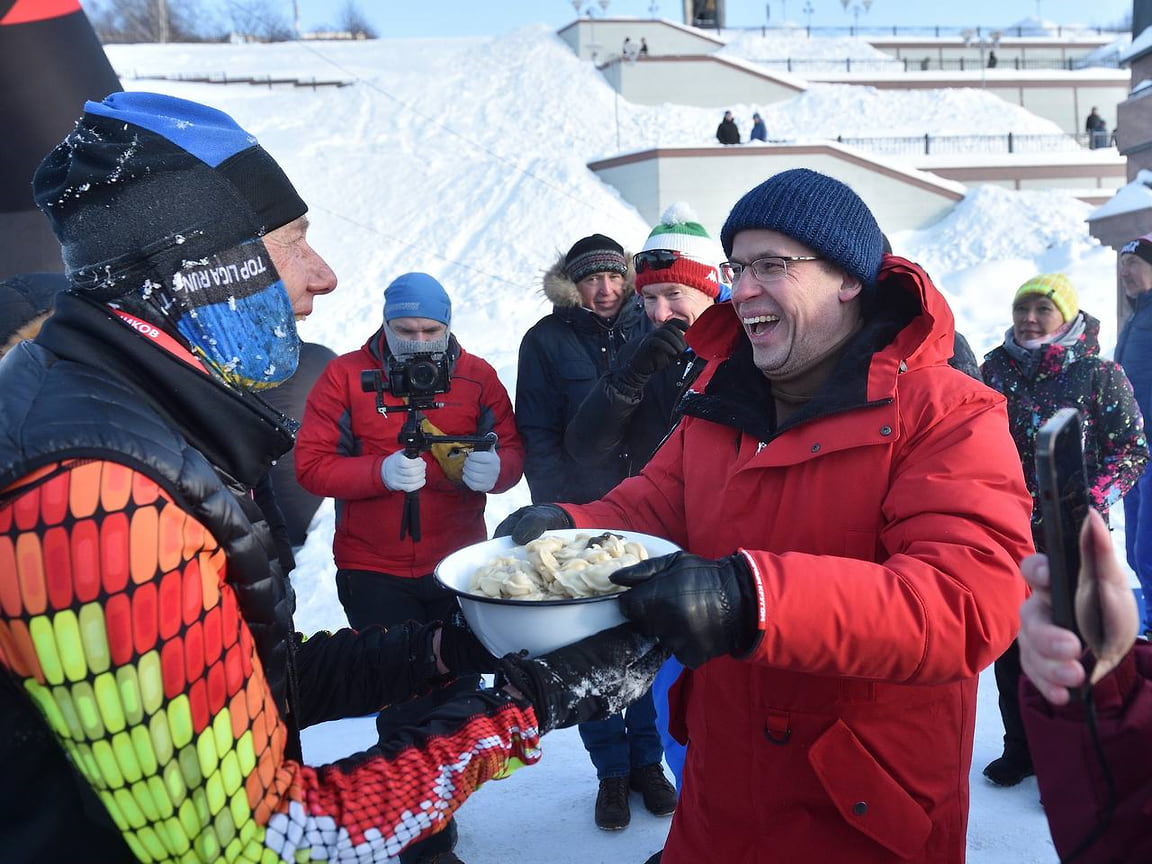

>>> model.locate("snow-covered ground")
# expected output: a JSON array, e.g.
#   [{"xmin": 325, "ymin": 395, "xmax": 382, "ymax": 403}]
[{"xmin": 99, "ymin": 25, "xmax": 1130, "ymax": 863}]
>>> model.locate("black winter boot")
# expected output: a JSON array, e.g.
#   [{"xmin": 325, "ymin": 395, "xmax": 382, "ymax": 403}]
[
  {"xmin": 630, "ymin": 763, "xmax": 677, "ymax": 816},
  {"xmin": 595, "ymin": 776, "xmax": 631, "ymax": 830},
  {"xmin": 982, "ymin": 750, "xmax": 1034, "ymax": 787}
]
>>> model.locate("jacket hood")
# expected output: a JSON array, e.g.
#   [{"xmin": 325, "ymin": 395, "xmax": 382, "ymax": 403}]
[{"xmin": 541, "ymin": 249, "xmax": 636, "ymax": 308}]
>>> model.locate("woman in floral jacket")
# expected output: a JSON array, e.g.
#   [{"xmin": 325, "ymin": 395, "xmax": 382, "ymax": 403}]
[{"xmin": 980, "ymin": 272, "xmax": 1149, "ymax": 788}]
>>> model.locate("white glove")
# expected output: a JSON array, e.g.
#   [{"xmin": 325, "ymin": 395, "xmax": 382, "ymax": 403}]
[
  {"xmin": 381, "ymin": 451, "xmax": 426, "ymax": 492},
  {"xmin": 462, "ymin": 449, "xmax": 501, "ymax": 492}
]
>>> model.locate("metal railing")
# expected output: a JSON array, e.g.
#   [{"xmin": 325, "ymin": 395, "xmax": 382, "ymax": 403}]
[
  {"xmin": 734, "ymin": 24, "xmax": 1125, "ymax": 39},
  {"xmin": 748, "ymin": 56, "xmax": 1118, "ymax": 74},
  {"xmin": 127, "ymin": 71, "xmax": 353, "ymax": 89},
  {"xmin": 829, "ymin": 131, "xmax": 1104, "ymax": 156}
]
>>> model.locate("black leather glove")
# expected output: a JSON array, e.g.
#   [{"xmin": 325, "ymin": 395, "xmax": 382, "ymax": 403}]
[
  {"xmin": 436, "ymin": 613, "xmax": 499, "ymax": 676},
  {"xmin": 629, "ymin": 319, "xmax": 688, "ymax": 377},
  {"xmin": 610, "ymin": 552, "xmax": 761, "ymax": 669},
  {"xmin": 493, "ymin": 503, "xmax": 573, "ymax": 544},
  {"xmin": 497, "ymin": 624, "xmax": 669, "ymax": 734}
]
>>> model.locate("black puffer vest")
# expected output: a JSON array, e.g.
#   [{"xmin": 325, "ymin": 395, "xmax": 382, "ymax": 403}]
[{"xmin": 0, "ymin": 293, "xmax": 300, "ymax": 860}]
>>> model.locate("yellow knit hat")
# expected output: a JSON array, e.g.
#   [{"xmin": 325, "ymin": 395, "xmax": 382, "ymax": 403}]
[{"xmin": 1014, "ymin": 273, "xmax": 1078, "ymax": 322}]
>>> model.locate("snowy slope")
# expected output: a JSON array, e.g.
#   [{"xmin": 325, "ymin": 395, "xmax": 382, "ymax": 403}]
[{"xmin": 95, "ymin": 26, "xmax": 1125, "ymax": 863}]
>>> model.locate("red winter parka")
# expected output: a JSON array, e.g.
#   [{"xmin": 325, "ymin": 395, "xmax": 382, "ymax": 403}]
[
  {"xmin": 296, "ymin": 331, "xmax": 523, "ymax": 577},
  {"xmin": 565, "ymin": 257, "xmax": 1034, "ymax": 863}
]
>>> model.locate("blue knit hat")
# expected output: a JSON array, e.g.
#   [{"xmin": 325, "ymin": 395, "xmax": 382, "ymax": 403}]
[
  {"xmin": 720, "ymin": 169, "xmax": 884, "ymax": 288},
  {"xmin": 384, "ymin": 272, "xmax": 452, "ymax": 326}
]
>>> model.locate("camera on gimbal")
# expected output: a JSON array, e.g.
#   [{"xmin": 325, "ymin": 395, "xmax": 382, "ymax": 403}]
[
  {"xmin": 359, "ymin": 352, "xmax": 496, "ymax": 543},
  {"xmin": 360, "ymin": 352, "xmax": 451, "ymax": 401}
]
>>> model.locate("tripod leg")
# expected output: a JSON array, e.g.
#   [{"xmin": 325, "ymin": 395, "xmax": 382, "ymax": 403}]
[{"xmin": 401, "ymin": 493, "xmax": 412, "ymax": 540}]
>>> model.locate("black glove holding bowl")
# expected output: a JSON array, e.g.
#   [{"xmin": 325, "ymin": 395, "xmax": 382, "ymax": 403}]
[{"xmin": 494, "ymin": 505, "xmax": 762, "ymax": 672}]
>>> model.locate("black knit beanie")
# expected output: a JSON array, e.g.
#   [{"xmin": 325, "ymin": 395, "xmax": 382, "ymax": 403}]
[
  {"xmin": 1121, "ymin": 234, "xmax": 1152, "ymax": 268},
  {"xmin": 564, "ymin": 234, "xmax": 628, "ymax": 284},
  {"xmin": 34, "ymin": 91, "xmax": 305, "ymax": 299},
  {"xmin": 31, "ymin": 92, "xmax": 309, "ymax": 390},
  {"xmin": 720, "ymin": 169, "xmax": 884, "ymax": 288}
]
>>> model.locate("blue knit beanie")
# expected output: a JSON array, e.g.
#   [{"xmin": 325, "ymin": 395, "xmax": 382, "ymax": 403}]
[
  {"xmin": 384, "ymin": 272, "xmax": 452, "ymax": 326},
  {"xmin": 720, "ymin": 169, "xmax": 884, "ymax": 288}
]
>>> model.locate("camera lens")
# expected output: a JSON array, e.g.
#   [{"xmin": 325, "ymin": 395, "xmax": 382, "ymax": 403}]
[{"xmin": 407, "ymin": 360, "xmax": 440, "ymax": 392}]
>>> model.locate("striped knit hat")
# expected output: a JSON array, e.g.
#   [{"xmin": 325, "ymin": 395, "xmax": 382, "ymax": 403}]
[
  {"xmin": 634, "ymin": 202, "xmax": 725, "ymax": 299},
  {"xmin": 564, "ymin": 234, "xmax": 628, "ymax": 284},
  {"xmin": 1014, "ymin": 273, "xmax": 1078, "ymax": 322}
]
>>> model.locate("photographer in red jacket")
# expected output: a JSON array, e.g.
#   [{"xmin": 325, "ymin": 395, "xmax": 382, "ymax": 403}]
[
  {"xmin": 295, "ymin": 272, "xmax": 523, "ymax": 863},
  {"xmin": 1019, "ymin": 509, "xmax": 1152, "ymax": 864}
]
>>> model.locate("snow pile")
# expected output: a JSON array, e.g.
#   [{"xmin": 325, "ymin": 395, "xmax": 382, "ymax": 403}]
[
  {"xmin": 893, "ymin": 186, "xmax": 1113, "ymax": 356},
  {"xmin": 769, "ymin": 84, "xmax": 1067, "ymax": 138},
  {"xmin": 1078, "ymin": 33, "xmax": 1133, "ymax": 66}
]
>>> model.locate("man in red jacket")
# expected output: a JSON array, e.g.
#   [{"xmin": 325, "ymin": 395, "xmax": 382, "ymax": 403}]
[
  {"xmin": 498, "ymin": 168, "xmax": 1034, "ymax": 863},
  {"xmin": 295, "ymin": 272, "xmax": 523, "ymax": 863}
]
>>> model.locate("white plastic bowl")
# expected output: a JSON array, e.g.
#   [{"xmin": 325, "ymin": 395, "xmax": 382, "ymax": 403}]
[{"xmin": 434, "ymin": 528, "xmax": 680, "ymax": 658}]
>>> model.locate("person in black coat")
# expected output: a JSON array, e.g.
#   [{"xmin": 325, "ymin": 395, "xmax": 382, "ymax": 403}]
[
  {"xmin": 261, "ymin": 340, "xmax": 338, "ymax": 546},
  {"xmin": 515, "ymin": 234, "xmax": 669, "ymax": 832},
  {"xmin": 716, "ymin": 110, "xmax": 740, "ymax": 145},
  {"xmin": 515, "ymin": 233, "xmax": 648, "ymax": 506}
]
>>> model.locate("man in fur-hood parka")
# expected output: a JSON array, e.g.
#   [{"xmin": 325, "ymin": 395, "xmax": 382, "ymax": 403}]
[
  {"xmin": 515, "ymin": 233, "xmax": 648, "ymax": 505},
  {"xmin": 514, "ymin": 233, "xmax": 673, "ymax": 832}
]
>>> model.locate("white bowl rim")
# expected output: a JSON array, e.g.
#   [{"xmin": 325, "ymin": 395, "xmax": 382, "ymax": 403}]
[{"xmin": 434, "ymin": 528, "xmax": 678, "ymax": 608}]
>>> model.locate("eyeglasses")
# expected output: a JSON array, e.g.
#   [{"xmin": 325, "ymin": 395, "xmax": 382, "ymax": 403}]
[
  {"xmin": 633, "ymin": 249, "xmax": 712, "ymax": 274},
  {"xmin": 719, "ymin": 256, "xmax": 822, "ymax": 283}
]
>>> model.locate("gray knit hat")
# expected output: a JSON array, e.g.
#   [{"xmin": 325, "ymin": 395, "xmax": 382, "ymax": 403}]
[{"xmin": 720, "ymin": 169, "xmax": 884, "ymax": 287}]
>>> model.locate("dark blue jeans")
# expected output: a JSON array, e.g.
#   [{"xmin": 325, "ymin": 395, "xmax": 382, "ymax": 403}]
[
  {"xmin": 1123, "ymin": 474, "xmax": 1152, "ymax": 632},
  {"xmin": 577, "ymin": 686, "xmax": 663, "ymax": 779}
]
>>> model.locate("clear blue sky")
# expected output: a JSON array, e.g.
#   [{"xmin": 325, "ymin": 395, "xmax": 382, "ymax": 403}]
[{"xmin": 289, "ymin": 0, "xmax": 1131, "ymax": 38}]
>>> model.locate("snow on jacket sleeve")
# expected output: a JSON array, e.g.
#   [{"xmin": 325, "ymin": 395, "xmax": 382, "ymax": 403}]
[
  {"xmin": 566, "ymin": 387, "xmax": 1033, "ymax": 686},
  {"xmin": 295, "ymin": 354, "xmax": 389, "ymax": 501},
  {"xmin": 0, "ymin": 460, "xmax": 542, "ymax": 863},
  {"xmin": 1086, "ymin": 360, "xmax": 1148, "ymax": 512}
]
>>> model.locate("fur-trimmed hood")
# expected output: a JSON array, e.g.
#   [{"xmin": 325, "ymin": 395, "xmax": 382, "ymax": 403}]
[{"xmin": 541, "ymin": 250, "xmax": 636, "ymax": 308}]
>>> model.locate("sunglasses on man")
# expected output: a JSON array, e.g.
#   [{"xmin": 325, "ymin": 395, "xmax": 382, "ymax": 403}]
[{"xmin": 634, "ymin": 249, "xmax": 726, "ymax": 279}]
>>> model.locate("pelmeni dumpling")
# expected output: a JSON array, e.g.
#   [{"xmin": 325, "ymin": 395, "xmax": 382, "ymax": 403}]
[{"xmin": 469, "ymin": 533, "xmax": 650, "ymax": 600}]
